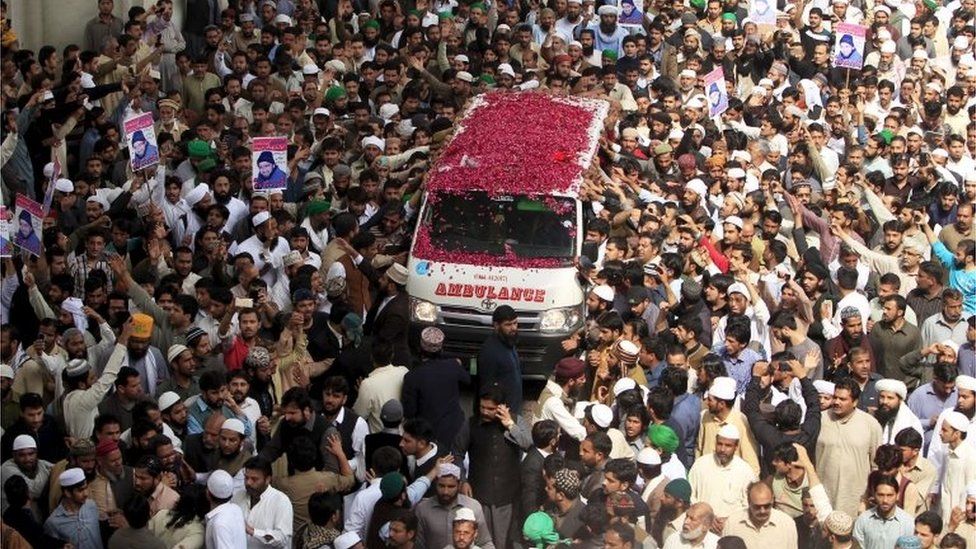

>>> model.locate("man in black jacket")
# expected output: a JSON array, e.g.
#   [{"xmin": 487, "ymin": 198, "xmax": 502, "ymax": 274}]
[
  {"xmin": 453, "ymin": 384, "xmax": 532, "ymax": 548},
  {"xmin": 477, "ymin": 305, "xmax": 523, "ymax": 415},
  {"xmin": 520, "ymin": 420, "xmax": 559, "ymax": 524},
  {"xmin": 402, "ymin": 327, "xmax": 470, "ymax": 449}
]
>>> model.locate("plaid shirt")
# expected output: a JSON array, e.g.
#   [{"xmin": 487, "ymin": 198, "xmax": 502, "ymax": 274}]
[{"xmin": 69, "ymin": 255, "xmax": 113, "ymax": 299}]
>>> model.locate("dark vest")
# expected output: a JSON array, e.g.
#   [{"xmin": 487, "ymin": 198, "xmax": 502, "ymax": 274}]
[
  {"xmin": 338, "ymin": 254, "xmax": 371, "ymax": 316},
  {"xmin": 466, "ymin": 418, "xmax": 522, "ymax": 506}
]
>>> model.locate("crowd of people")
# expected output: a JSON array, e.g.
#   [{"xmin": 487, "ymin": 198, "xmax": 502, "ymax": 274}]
[{"xmin": 0, "ymin": 0, "xmax": 975, "ymax": 547}]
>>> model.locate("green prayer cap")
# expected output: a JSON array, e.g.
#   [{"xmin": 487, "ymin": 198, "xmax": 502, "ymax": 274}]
[
  {"xmin": 196, "ymin": 158, "xmax": 217, "ymax": 172},
  {"xmin": 306, "ymin": 200, "xmax": 331, "ymax": 216},
  {"xmin": 469, "ymin": 2, "xmax": 487, "ymax": 12},
  {"xmin": 379, "ymin": 473, "xmax": 405, "ymax": 500},
  {"xmin": 647, "ymin": 424, "xmax": 679, "ymax": 453},
  {"xmin": 878, "ymin": 129, "xmax": 895, "ymax": 145},
  {"xmin": 602, "ymin": 49, "xmax": 618, "ymax": 60},
  {"xmin": 523, "ymin": 512, "xmax": 561, "ymax": 547},
  {"xmin": 922, "ymin": 0, "xmax": 938, "ymax": 9},
  {"xmin": 664, "ymin": 478, "xmax": 692, "ymax": 505},
  {"xmin": 721, "ymin": 12, "xmax": 737, "ymax": 21},
  {"xmin": 438, "ymin": 10, "xmax": 454, "ymax": 20},
  {"xmin": 325, "ymin": 86, "xmax": 347, "ymax": 102},
  {"xmin": 363, "ymin": 19, "xmax": 380, "ymax": 30},
  {"xmin": 480, "ymin": 74, "xmax": 496, "ymax": 85},
  {"xmin": 187, "ymin": 139, "xmax": 210, "ymax": 159}
]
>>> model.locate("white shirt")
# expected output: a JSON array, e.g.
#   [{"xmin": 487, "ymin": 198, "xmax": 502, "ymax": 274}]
[
  {"xmin": 352, "ymin": 364, "xmax": 408, "ymax": 433},
  {"xmin": 939, "ymin": 442, "xmax": 976, "ymax": 523},
  {"xmin": 926, "ymin": 410, "xmax": 976, "ymax": 496},
  {"xmin": 821, "ymin": 291, "xmax": 872, "ymax": 341},
  {"xmin": 688, "ymin": 454, "xmax": 757, "ymax": 518},
  {"xmin": 205, "ymin": 501, "xmax": 248, "ymax": 549},
  {"xmin": 300, "ymin": 217, "xmax": 329, "ymax": 253},
  {"xmin": 880, "ymin": 403, "xmax": 924, "ymax": 445},
  {"xmin": 534, "ymin": 380, "xmax": 587, "ymax": 442},
  {"xmin": 662, "ymin": 453, "xmax": 687, "ymax": 481},
  {"xmin": 330, "ymin": 408, "xmax": 368, "ymax": 480},
  {"xmin": 232, "ymin": 486, "xmax": 293, "ymax": 548},
  {"xmin": 663, "ymin": 531, "xmax": 720, "ymax": 549},
  {"xmin": 232, "ymin": 235, "xmax": 290, "ymax": 286}
]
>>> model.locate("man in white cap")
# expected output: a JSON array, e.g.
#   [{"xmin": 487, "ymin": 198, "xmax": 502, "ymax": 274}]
[
  {"xmin": 206, "ymin": 469, "xmax": 248, "ymax": 548},
  {"xmin": 215, "ymin": 417, "xmax": 253, "ymax": 483},
  {"xmin": 697, "ymin": 376, "xmax": 761, "ymax": 475},
  {"xmin": 925, "ymin": 375, "xmax": 976, "ymax": 501},
  {"xmin": 414, "ymin": 464, "xmax": 494, "ymax": 549},
  {"xmin": 234, "ymin": 210, "xmax": 291, "ymax": 287},
  {"xmin": 585, "ymin": 4, "xmax": 629, "ymax": 55},
  {"xmin": 0, "ymin": 364, "xmax": 16, "ymax": 430},
  {"xmin": 934, "ymin": 410, "xmax": 976, "ymax": 523},
  {"xmin": 874, "ymin": 378, "xmax": 924, "ymax": 443},
  {"xmin": 231, "ymin": 455, "xmax": 293, "ymax": 548},
  {"xmin": 449, "ymin": 507, "xmax": 480, "ymax": 549},
  {"xmin": 43, "ymin": 467, "xmax": 101, "ymax": 548},
  {"xmin": 334, "ymin": 531, "xmax": 365, "ymax": 549},
  {"xmin": 687, "ymin": 424, "xmax": 758, "ymax": 525},
  {"xmin": 62, "ymin": 324, "xmax": 129, "ymax": 439},
  {"xmin": 155, "ymin": 343, "xmax": 199, "ymax": 402},
  {"xmin": 0, "ymin": 434, "xmax": 53, "ymax": 518}
]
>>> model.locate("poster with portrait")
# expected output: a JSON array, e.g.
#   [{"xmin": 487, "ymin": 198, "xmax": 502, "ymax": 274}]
[
  {"xmin": 704, "ymin": 67, "xmax": 728, "ymax": 117},
  {"xmin": 617, "ymin": 0, "xmax": 645, "ymax": 27},
  {"xmin": 749, "ymin": 0, "xmax": 776, "ymax": 26},
  {"xmin": 0, "ymin": 206, "xmax": 12, "ymax": 258},
  {"xmin": 12, "ymin": 195, "xmax": 43, "ymax": 257},
  {"xmin": 124, "ymin": 112, "xmax": 160, "ymax": 171},
  {"xmin": 834, "ymin": 22, "xmax": 866, "ymax": 70},
  {"xmin": 252, "ymin": 136, "xmax": 290, "ymax": 191}
]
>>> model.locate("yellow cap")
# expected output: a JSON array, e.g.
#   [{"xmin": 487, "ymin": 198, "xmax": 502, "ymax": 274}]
[{"xmin": 132, "ymin": 313, "xmax": 154, "ymax": 339}]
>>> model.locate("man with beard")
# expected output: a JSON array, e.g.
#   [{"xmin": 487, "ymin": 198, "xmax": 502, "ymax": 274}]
[
  {"xmin": 688, "ymin": 424, "xmax": 757, "ymax": 528},
  {"xmin": 868, "ymin": 295, "xmax": 922, "ymax": 384},
  {"xmin": 478, "ymin": 305, "xmax": 523, "ymax": 414},
  {"xmin": 0, "ymin": 365, "xmax": 16, "ymax": 431},
  {"xmin": 824, "ymin": 307, "xmax": 876, "ymax": 378},
  {"xmin": 873, "ymin": 379, "xmax": 924, "ymax": 444},
  {"xmin": 414, "ymin": 464, "xmax": 495, "ymax": 549},
  {"xmin": 88, "ymin": 436, "xmax": 132, "ymax": 520},
  {"xmin": 99, "ymin": 312, "xmax": 167, "ymax": 397},
  {"xmin": 186, "ymin": 370, "xmax": 252, "ymax": 439},
  {"xmin": 0, "ymin": 435, "xmax": 53, "ymax": 519},
  {"xmin": 852, "ymin": 475, "xmax": 915, "ymax": 549},
  {"xmin": 922, "ymin": 217, "xmax": 976, "ymax": 315},
  {"xmin": 61, "ymin": 327, "xmax": 127, "ymax": 439},
  {"xmin": 215, "ymin": 418, "xmax": 252, "ymax": 482},
  {"xmin": 816, "ymin": 378, "xmax": 883, "ymax": 519},
  {"xmin": 318, "ymin": 376, "xmax": 367, "ymax": 478},
  {"xmin": 159, "ymin": 392, "xmax": 189, "ymax": 444},
  {"xmin": 155, "ymin": 344, "xmax": 199, "ymax": 401},
  {"xmin": 364, "ymin": 263, "xmax": 410, "ymax": 367},
  {"xmin": 583, "ymin": 5, "xmax": 628, "ymax": 55},
  {"xmin": 231, "ymin": 456, "xmax": 293, "ymax": 548},
  {"xmin": 938, "ymin": 203, "xmax": 975, "ymax": 253},
  {"xmin": 926, "ymin": 375, "xmax": 976, "ymax": 502},
  {"xmin": 696, "ymin": 377, "xmax": 761, "ymax": 475},
  {"xmin": 555, "ymin": 0, "xmax": 583, "ymax": 40},
  {"xmin": 209, "ymin": 171, "xmax": 248, "ymax": 237},
  {"xmin": 132, "ymin": 454, "xmax": 179, "ymax": 516},
  {"xmin": 533, "ymin": 358, "xmax": 588, "ymax": 443},
  {"xmin": 919, "ymin": 289, "xmax": 968, "ymax": 352},
  {"xmin": 237, "ymin": 212, "xmax": 290, "ymax": 287},
  {"xmin": 662, "ymin": 501, "xmax": 717, "ymax": 549},
  {"xmin": 260, "ymin": 387, "xmax": 333, "ymax": 474}
]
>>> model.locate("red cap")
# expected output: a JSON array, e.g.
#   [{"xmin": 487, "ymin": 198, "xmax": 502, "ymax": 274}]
[
  {"xmin": 554, "ymin": 357, "xmax": 586, "ymax": 379},
  {"xmin": 95, "ymin": 439, "xmax": 119, "ymax": 457}
]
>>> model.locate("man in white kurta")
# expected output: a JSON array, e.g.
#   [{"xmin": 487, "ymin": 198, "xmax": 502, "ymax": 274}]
[
  {"xmin": 926, "ymin": 376, "xmax": 976, "ymax": 500},
  {"xmin": 815, "ymin": 380, "xmax": 883, "ymax": 518},
  {"xmin": 874, "ymin": 379, "xmax": 924, "ymax": 444},
  {"xmin": 232, "ymin": 459, "xmax": 294, "ymax": 549},
  {"xmin": 206, "ymin": 470, "xmax": 248, "ymax": 549},
  {"xmin": 687, "ymin": 424, "xmax": 757, "ymax": 521},
  {"xmin": 936, "ymin": 411, "xmax": 976, "ymax": 524}
]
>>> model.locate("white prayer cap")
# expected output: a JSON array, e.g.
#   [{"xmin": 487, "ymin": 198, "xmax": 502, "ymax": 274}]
[
  {"xmin": 12, "ymin": 435, "xmax": 36, "ymax": 451},
  {"xmin": 54, "ymin": 178, "xmax": 74, "ymax": 193},
  {"xmin": 956, "ymin": 375, "xmax": 976, "ymax": 392},
  {"xmin": 668, "ymin": 128, "xmax": 685, "ymax": 141},
  {"xmin": 455, "ymin": 71, "xmax": 474, "ymax": 83},
  {"xmin": 455, "ymin": 54, "xmax": 470, "ymax": 63},
  {"xmin": 637, "ymin": 447, "xmax": 662, "ymax": 465},
  {"xmin": 379, "ymin": 103, "xmax": 400, "ymax": 121},
  {"xmin": 184, "ymin": 183, "xmax": 209, "ymax": 207},
  {"xmin": 80, "ymin": 73, "xmax": 96, "ymax": 89},
  {"xmin": 873, "ymin": 5, "xmax": 891, "ymax": 14},
  {"xmin": 454, "ymin": 507, "xmax": 477, "ymax": 522},
  {"xmin": 41, "ymin": 90, "xmax": 54, "ymax": 102},
  {"xmin": 911, "ymin": 49, "xmax": 928, "ymax": 60},
  {"xmin": 251, "ymin": 211, "xmax": 272, "ymax": 227},
  {"xmin": 43, "ymin": 162, "xmax": 55, "ymax": 178},
  {"xmin": 726, "ymin": 282, "xmax": 750, "ymax": 300},
  {"xmin": 87, "ymin": 194, "xmax": 110, "ymax": 211},
  {"xmin": 589, "ymin": 404, "xmax": 613, "ymax": 429},
  {"xmin": 438, "ymin": 463, "xmax": 461, "ymax": 478},
  {"xmin": 361, "ymin": 135, "xmax": 386, "ymax": 151},
  {"xmin": 943, "ymin": 411, "xmax": 970, "ymax": 433},
  {"xmin": 568, "ymin": 0, "xmax": 582, "ymax": 4},
  {"xmin": 498, "ymin": 63, "xmax": 516, "ymax": 78},
  {"xmin": 597, "ymin": 4, "xmax": 619, "ymax": 15},
  {"xmin": 274, "ymin": 14, "xmax": 292, "ymax": 24},
  {"xmin": 813, "ymin": 380, "xmax": 835, "ymax": 395},
  {"xmin": 686, "ymin": 178, "xmax": 708, "ymax": 199},
  {"xmin": 875, "ymin": 379, "xmax": 907, "ymax": 400},
  {"xmin": 0, "ymin": 364, "xmax": 12, "ymax": 379},
  {"xmin": 65, "ymin": 358, "xmax": 90, "ymax": 377},
  {"xmin": 221, "ymin": 418, "xmax": 246, "ymax": 435},
  {"xmin": 148, "ymin": 69, "xmax": 161, "ymax": 80},
  {"xmin": 613, "ymin": 377, "xmax": 637, "ymax": 396},
  {"xmin": 727, "ymin": 167, "xmax": 746, "ymax": 181},
  {"xmin": 880, "ymin": 41, "xmax": 896, "ymax": 54},
  {"xmin": 207, "ymin": 469, "xmax": 235, "ymax": 499},
  {"xmin": 334, "ymin": 532, "xmax": 363, "ymax": 549},
  {"xmin": 953, "ymin": 36, "xmax": 970, "ymax": 50},
  {"xmin": 59, "ymin": 467, "xmax": 86, "ymax": 488},
  {"xmin": 167, "ymin": 344, "xmax": 189, "ymax": 364},
  {"xmin": 967, "ymin": 481, "xmax": 976, "ymax": 498},
  {"xmin": 313, "ymin": 107, "xmax": 331, "ymax": 118},
  {"xmin": 709, "ymin": 377, "xmax": 737, "ymax": 401},
  {"xmin": 302, "ymin": 64, "xmax": 319, "ymax": 76},
  {"xmin": 723, "ymin": 215, "xmax": 744, "ymax": 230},
  {"xmin": 283, "ymin": 250, "xmax": 303, "ymax": 267},
  {"xmin": 876, "ymin": 28, "xmax": 892, "ymax": 41},
  {"xmin": 158, "ymin": 391, "xmax": 181, "ymax": 412},
  {"xmin": 686, "ymin": 97, "xmax": 706, "ymax": 109},
  {"xmin": 931, "ymin": 148, "xmax": 949, "ymax": 158},
  {"xmin": 592, "ymin": 284, "xmax": 615, "ymax": 302},
  {"xmin": 679, "ymin": 69, "xmax": 696, "ymax": 78},
  {"xmin": 717, "ymin": 423, "xmax": 741, "ymax": 440}
]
